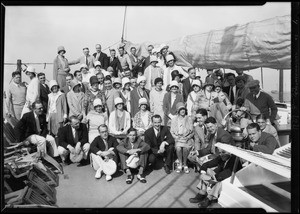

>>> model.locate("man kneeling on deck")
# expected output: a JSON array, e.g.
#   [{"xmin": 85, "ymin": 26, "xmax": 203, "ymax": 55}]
[
  {"xmin": 14, "ymin": 101, "xmax": 59, "ymax": 158},
  {"xmin": 189, "ymin": 149, "xmax": 242, "ymax": 208},
  {"xmin": 117, "ymin": 128, "xmax": 150, "ymax": 184},
  {"xmin": 90, "ymin": 124, "xmax": 118, "ymax": 181},
  {"xmin": 57, "ymin": 115, "xmax": 90, "ymax": 166}
]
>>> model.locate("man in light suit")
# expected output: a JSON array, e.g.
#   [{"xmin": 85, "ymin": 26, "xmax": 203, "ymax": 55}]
[
  {"xmin": 93, "ymin": 44, "xmax": 109, "ymax": 70},
  {"xmin": 69, "ymin": 47, "xmax": 95, "ymax": 69},
  {"xmin": 14, "ymin": 101, "xmax": 59, "ymax": 157},
  {"xmin": 144, "ymin": 114, "xmax": 175, "ymax": 174},
  {"xmin": 182, "ymin": 67, "xmax": 196, "ymax": 102}
]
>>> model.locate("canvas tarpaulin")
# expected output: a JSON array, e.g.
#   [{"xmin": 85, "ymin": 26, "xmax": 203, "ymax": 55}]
[{"xmin": 123, "ymin": 15, "xmax": 291, "ymax": 71}]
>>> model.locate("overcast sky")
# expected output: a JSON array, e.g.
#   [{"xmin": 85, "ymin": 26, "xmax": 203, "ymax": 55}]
[{"xmin": 3, "ymin": 3, "xmax": 291, "ymax": 95}]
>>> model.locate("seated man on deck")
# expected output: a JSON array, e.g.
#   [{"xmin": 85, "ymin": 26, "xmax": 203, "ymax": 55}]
[
  {"xmin": 189, "ymin": 148, "xmax": 242, "ymax": 208},
  {"xmin": 14, "ymin": 101, "xmax": 59, "ymax": 158},
  {"xmin": 90, "ymin": 124, "xmax": 118, "ymax": 181},
  {"xmin": 144, "ymin": 114, "xmax": 175, "ymax": 174},
  {"xmin": 57, "ymin": 115, "xmax": 90, "ymax": 166},
  {"xmin": 246, "ymin": 123, "xmax": 279, "ymax": 154}
]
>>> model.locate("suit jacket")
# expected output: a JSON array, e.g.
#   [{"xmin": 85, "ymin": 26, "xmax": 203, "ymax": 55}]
[
  {"xmin": 222, "ymin": 85, "xmax": 236, "ymax": 104},
  {"xmin": 162, "ymin": 92, "xmax": 184, "ymax": 117},
  {"xmin": 182, "ymin": 78, "xmax": 193, "ymax": 102},
  {"xmin": 90, "ymin": 135, "xmax": 118, "ymax": 155},
  {"xmin": 144, "ymin": 125, "xmax": 175, "ymax": 155},
  {"xmin": 117, "ymin": 137, "xmax": 150, "ymax": 155},
  {"xmin": 57, "ymin": 123, "xmax": 88, "ymax": 149},
  {"xmin": 200, "ymin": 154, "xmax": 242, "ymax": 182},
  {"xmin": 107, "ymin": 56, "xmax": 122, "ymax": 77},
  {"xmin": 105, "ymin": 88, "xmax": 121, "ymax": 116},
  {"xmin": 143, "ymin": 55, "xmax": 151, "ymax": 72},
  {"xmin": 130, "ymin": 87, "xmax": 150, "ymax": 117},
  {"xmin": 40, "ymin": 83, "xmax": 50, "ymax": 113},
  {"xmin": 198, "ymin": 127, "xmax": 234, "ymax": 157},
  {"xmin": 14, "ymin": 111, "xmax": 48, "ymax": 142},
  {"xmin": 93, "ymin": 52, "xmax": 108, "ymax": 70}
]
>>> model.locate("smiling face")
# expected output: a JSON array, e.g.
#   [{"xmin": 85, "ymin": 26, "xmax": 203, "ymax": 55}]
[
  {"xmin": 236, "ymin": 80, "xmax": 245, "ymax": 89},
  {"xmin": 248, "ymin": 127, "xmax": 261, "ymax": 143},
  {"xmin": 96, "ymin": 44, "xmax": 101, "ymax": 53},
  {"xmin": 13, "ymin": 74, "xmax": 21, "ymax": 84},
  {"xmin": 66, "ymin": 76, "xmax": 73, "ymax": 86},
  {"xmin": 179, "ymin": 108, "xmax": 186, "ymax": 117},
  {"xmin": 38, "ymin": 75, "xmax": 46, "ymax": 84},
  {"xmin": 98, "ymin": 125, "xmax": 108, "ymax": 140},
  {"xmin": 70, "ymin": 117, "xmax": 80, "ymax": 130},
  {"xmin": 206, "ymin": 122, "xmax": 218, "ymax": 134},
  {"xmin": 193, "ymin": 85, "xmax": 200, "ymax": 92},
  {"xmin": 256, "ymin": 118, "xmax": 267, "ymax": 130},
  {"xmin": 51, "ymin": 85, "xmax": 59, "ymax": 93},
  {"xmin": 83, "ymin": 48, "xmax": 89, "ymax": 56},
  {"xmin": 94, "ymin": 105, "xmax": 103, "ymax": 113},
  {"xmin": 75, "ymin": 72, "xmax": 83, "ymax": 82},
  {"xmin": 189, "ymin": 69, "xmax": 196, "ymax": 79},
  {"xmin": 196, "ymin": 113, "xmax": 207, "ymax": 126},
  {"xmin": 127, "ymin": 130, "xmax": 137, "ymax": 143},
  {"xmin": 139, "ymin": 80, "xmax": 146, "ymax": 89},
  {"xmin": 155, "ymin": 81, "xmax": 163, "ymax": 90},
  {"xmin": 34, "ymin": 103, "xmax": 44, "ymax": 116},
  {"xmin": 170, "ymin": 86, "xmax": 178, "ymax": 94},
  {"xmin": 249, "ymin": 85, "xmax": 260, "ymax": 95},
  {"xmin": 96, "ymin": 73, "xmax": 104, "ymax": 84},
  {"xmin": 140, "ymin": 104, "xmax": 147, "ymax": 111},
  {"xmin": 104, "ymin": 79, "xmax": 112, "ymax": 90},
  {"xmin": 152, "ymin": 117, "xmax": 162, "ymax": 130}
]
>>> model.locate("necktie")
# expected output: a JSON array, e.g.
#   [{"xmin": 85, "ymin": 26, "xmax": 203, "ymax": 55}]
[
  {"xmin": 74, "ymin": 129, "xmax": 79, "ymax": 143},
  {"xmin": 81, "ymin": 83, "xmax": 85, "ymax": 93},
  {"xmin": 35, "ymin": 116, "xmax": 41, "ymax": 134},
  {"xmin": 229, "ymin": 87, "xmax": 234, "ymax": 104},
  {"xmin": 86, "ymin": 57, "xmax": 88, "ymax": 67},
  {"xmin": 103, "ymin": 139, "xmax": 108, "ymax": 151}
]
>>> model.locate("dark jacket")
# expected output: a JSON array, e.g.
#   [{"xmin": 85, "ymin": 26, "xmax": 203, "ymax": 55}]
[
  {"xmin": 90, "ymin": 135, "xmax": 118, "ymax": 155},
  {"xmin": 117, "ymin": 137, "xmax": 150, "ymax": 155},
  {"xmin": 40, "ymin": 83, "xmax": 50, "ymax": 113},
  {"xmin": 182, "ymin": 77, "xmax": 193, "ymax": 102},
  {"xmin": 197, "ymin": 127, "xmax": 234, "ymax": 158},
  {"xmin": 200, "ymin": 154, "xmax": 242, "ymax": 182},
  {"xmin": 251, "ymin": 132, "xmax": 279, "ymax": 154},
  {"xmin": 144, "ymin": 125, "xmax": 175, "ymax": 155},
  {"xmin": 93, "ymin": 52, "xmax": 109, "ymax": 70},
  {"xmin": 107, "ymin": 56, "xmax": 122, "ymax": 77},
  {"xmin": 14, "ymin": 111, "xmax": 48, "ymax": 142},
  {"xmin": 57, "ymin": 123, "xmax": 88, "ymax": 149}
]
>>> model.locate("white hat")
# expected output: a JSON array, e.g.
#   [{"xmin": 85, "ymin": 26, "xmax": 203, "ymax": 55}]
[
  {"xmin": 139, "ymin": 97, "xmax": 148, "ymax": 107},
  {"xmin": 93, "ymin": 98, "xmax": 103, "ymax": 107},
  {"xmin": 102, "ymin": 71, "xmax": 111, "ymax": 77},
  {"xmin": 113, "ymin": 77, "xmax": 122, "ymax": 86},
  {"xmin": 137, "ymin": 76, "xmax": 146, "ymax": 84},
  {"xmin": 169, "ymin": 80, "xmax": 179, "ymax": 89},
  {"xmin": 122, "ymin": 77, "xmax": 130, "ymax": 88},
  {"xmin": 151, "ymin": 48, "xmax": 159, "ymax": 54},
  {"xmin": 114, "ymin": 97, "xmax": 124, "ymax": 106},
  {"xmin": 80, "ymin": 64, "xmax": 88, "ymax": 69},
  {"xmin": 94, "ymin": 61, "xmax": 101, "ymax": 67},
  {"xmin": 49, "ymin": 80, "xmax": 59, "ymax": 91},
  {"xmin": 192, "ymin": 79, "xmax": 201, "ymax": 87},
  {"xmin": 159, "ymin": 43, "xmax": 169, "ymax": 52},
  {"xmin": 150, "ymin": 55, "xmax": 158, "ymax": 63},
  {"xmin": 89, "ymin": 67, "xmax": 95, "ymax": 74},
  {"xmin": 196, "ymin": 70, "xmax": 201, "ymax": 77},
  {"xmin": 26, "ymin": 65, "xmax": 35, "ymax": 74},
  {"xmin": 166, "ymin": 54, "xmax": 175, "ymax": 63}
]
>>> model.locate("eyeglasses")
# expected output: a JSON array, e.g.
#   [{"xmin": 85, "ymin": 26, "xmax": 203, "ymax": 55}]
[{"xmin": 36, "ymin": 107, "xmax": 43, "ymax": 110}]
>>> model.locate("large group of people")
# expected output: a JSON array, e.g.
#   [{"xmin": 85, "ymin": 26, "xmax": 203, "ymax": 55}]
[{"xmin": 5, "ymin": 42, "xmax": 281, "ymax": 208}]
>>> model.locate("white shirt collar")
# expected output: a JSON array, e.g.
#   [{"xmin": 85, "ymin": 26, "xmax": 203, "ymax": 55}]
[{"xmin": 256, "ymin": 90, "xmax": 262, "ymax": 98}]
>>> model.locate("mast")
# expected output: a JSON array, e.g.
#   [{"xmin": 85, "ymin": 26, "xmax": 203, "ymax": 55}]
[
  {"xmin": 279, "ymin": 69, "xmax": 284, "ymax": 102},
  {"xmin": 121, "ymin": 6, "xmax": 127, "ymax": 43}
]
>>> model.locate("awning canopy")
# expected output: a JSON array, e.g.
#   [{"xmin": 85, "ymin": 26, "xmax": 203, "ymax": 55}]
[{"xmin": 124, "ymin": 15, "xmax": 291, "ymax": 71}]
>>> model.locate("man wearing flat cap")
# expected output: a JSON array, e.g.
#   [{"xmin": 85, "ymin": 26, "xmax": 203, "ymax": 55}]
[
  {"xmin": 244, "ymin": 80, "xmax": 278, "ymax": 125},
  {"xmin": 53, "ymin": 46, "xmax": 71, "ymax": 88}
]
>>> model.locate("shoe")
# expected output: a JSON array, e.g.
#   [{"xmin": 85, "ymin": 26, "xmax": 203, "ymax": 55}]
[
  {"xmin": 106, "ymin": 175, "xmax": 112, "ymax": 181},
  {"xmin": 77, "ymin": 159, "xmax": 89, "ymax": 167},
  {"xmin": 184, "ymin": 165, "xmax": 190, "ymax": 174},
  {"xmin": 137, "ymin": 174, "xmax": 147, "ymax": 183},
  {"xmin": 189, "ymin": 193, "xmax": 207, "ymax": 203},
  {"xmin": 95, "ymin": 168, "xmax": 102, "ymax": 179},
  {"xmin": 198, "ymin": 197, "xmax": 217, "ymax": 208},
  {"xmin": 175, "ymin": 165, "xmax": 182, "ymax": 173},
  {"xmin": 62, "ymin": 158, "xmax": 72, "ymax": 166},
  {"xmin": 126, "ymin": 175, "xmax": 133, "ymax": 184},
  {"xmin": 164, "ymin": 165, "xmax": 171, "ymax": 174}
]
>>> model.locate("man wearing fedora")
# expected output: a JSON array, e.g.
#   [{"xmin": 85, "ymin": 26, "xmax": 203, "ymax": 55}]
[
  {"xmin": 53, "ymin": 46, "xmax": 71, "ymax": 88},
  {"xmin": 69, "ymin": 47, "xmax": 95, "ymax": 69},
  {"xmin": 244, "ymin": 80, "xmax": 278, "ymax": 125},
  {"xmin": 57, "ymin": 115, "xmax": 90, "ymax": 166},
  {"xmin": 182, "ymin": 67, "xmax": 197, "ymax": 102},
  {"xmin": 20, "ymin": 66, "xmax": 40, "ymax": 118},
  {"xmin": 143, "ymin": 55, "xmax": 164, "ymax": 90},
  {"xmin": 93, "ymin": 44, "xmax": 109, "ymax": 70},
  {"xmin": 144, "ymin": 114, "xmax": 175, "ymax": 174}
]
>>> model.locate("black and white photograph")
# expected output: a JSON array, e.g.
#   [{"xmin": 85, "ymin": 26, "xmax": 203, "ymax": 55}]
[{"xmin": 2, "ymin": 2, "xmax": 296, "ymax": 211}]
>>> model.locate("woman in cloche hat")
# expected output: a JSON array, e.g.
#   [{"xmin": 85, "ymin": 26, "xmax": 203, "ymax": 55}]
[
  {"xmin": 170, "ymin": 102, "xmax": 194, "ymax": 174},
  {"xmin": 53, "ymin": 46, "xmax": 71, "ymax": 88}
]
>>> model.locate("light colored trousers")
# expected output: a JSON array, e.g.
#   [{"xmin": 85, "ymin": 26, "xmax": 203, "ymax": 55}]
[
  {"xmin": 26, "ymin": 134, "xmax": 59, "ymax": 157},
  {"xmin": 197, "ymin": 173, "xmax": 222, "ymax": 199},
  {"xmin": 57, "ymin": 144, "xmax": 90, "ymax": 160}
]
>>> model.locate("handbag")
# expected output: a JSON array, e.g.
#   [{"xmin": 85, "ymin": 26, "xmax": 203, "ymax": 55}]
[{"xmin": 126, "ymin": 154, "xmax": 140, "ymax": 169}]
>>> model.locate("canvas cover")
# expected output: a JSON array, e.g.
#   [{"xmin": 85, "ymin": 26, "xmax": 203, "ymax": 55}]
[{"xmin": 123, "ymin": 15, "xmax": 291, "ymax": 71}]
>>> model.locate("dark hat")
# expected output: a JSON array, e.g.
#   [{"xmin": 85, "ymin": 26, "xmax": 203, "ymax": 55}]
[
  {"xmin": 176, "ymin": 102, "xmax": 187, "ymax": 113},
  {"xmin": 89, "ymin": 76, "xmax": 99, "ymax": 85},
  {"xmin": 235, "ymin": 75, "xmax": 246, "ymax": 83},
  {"xmin": 154, "ymin": 77, "xmax": 163, "ymax": 85},
  {"xmin": 171, "ymin": 70, "xmax": 183, "ymax": 80},
  {"xmin": 203, "ymin": 77, "xmax": 215, "ymax": 88}
]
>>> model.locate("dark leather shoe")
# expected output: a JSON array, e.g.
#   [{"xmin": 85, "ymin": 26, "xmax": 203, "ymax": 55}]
[
  {"xmin": 164, "ymin": 165, "xmax": 171, "ymax": 174},
  {"xmin": 189, "ymin": 193, "xmax": 207, "ymax": 203},
  {"xmin": 126, "ymin": 175, "xmax": 133, "ymax": 184},
  {"xmin": 198, "ymin": 197, "xmax": 214, "ymax": 208},
  {"xmin": 77, "ymin": 159, "xmax": 89, "ymax": 167}
]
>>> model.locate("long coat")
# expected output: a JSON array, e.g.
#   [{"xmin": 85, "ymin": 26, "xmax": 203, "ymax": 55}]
[
  {"xmin": 130, "ymin": 87, "xmax": 150, "ymax": 118},
  {"xmin": 53, "ymin": 55, "xmax": 70, "ymax": 88},
  {"xmin": 162, "ymin": 92, "xmax": 184, "ymax": 125}
]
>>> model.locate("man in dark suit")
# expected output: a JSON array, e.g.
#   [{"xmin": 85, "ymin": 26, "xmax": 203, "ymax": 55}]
[
  {"xmin": 14, "ymin": 101, "xmax": 59, "ymax": 157},
  {"xmin": 90, "ymin": 124, "xmax": 119, "ymax": 181},
  {"xmin": 57, "ymin": 115, "xmax": 90, "ymax": 166},
  {"xmin": 107, "ymin": 49, "xmax": 122, "ymax": 77},
  {"xmin": 144, "ymin": 114, "xmax": 175, "ymax": 174},
  {"xmin": 93, "ymin": 44, "xmax": 108, "ymax": 70},
  {"xmin": 38, "ymin": 73, "xmax": 50, "ymax": 114},
  {"xmin": 74, "ymin": 70, "xmax": 88, "ymax": 93},
  {"xmin": 182, "ymin": 67, "xmax": 196, "ymax": 102},
  {"xmin": 189, "ymin": 149, "xmax": 242, "ymax": 208},
  {"xmin": 143, "ymin": 45, "xmax": 154, "ymax": 71},
  {"xmin": 222, "ymin": 72, "xmax": 236, "ymax": 105}
]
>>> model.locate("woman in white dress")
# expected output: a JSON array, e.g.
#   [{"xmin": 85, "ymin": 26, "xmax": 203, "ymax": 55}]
[
  {"xmin": 149, "ymin": 77, "xmax": 166, "ymax": 123},
  {"xmin": 132, "ymin": 98, "xmax": 153, "ymax": 137},
  {"xmin": 120, "ymin": 77, "xmax": 131, "ymax": 113},
  {"xmin": 186, "ymin": 79, "xmax": 202, "ymax": 117}
]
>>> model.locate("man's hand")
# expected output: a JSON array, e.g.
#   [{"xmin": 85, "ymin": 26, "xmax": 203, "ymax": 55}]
[
  {"xmin": 75, "ymin": 143, "xmax": 81, "ymax": 154},
  {"xmin": 100, "ymin": 151, "xmax": 111, "ymax": 157},
  {"xmin": 82, "ymin": 143, "xmax": 89, "ymax": 153},
  {"xmin": 68, "ymin": 146, "xmax": 76, "ymax": 154}
]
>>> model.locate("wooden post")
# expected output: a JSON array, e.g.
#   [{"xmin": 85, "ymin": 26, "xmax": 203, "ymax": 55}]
[
  {"xmin": 279, "ymin": 69, "xmax": 284, "ymax": 102},
  {"xmin": 260, "ymin": 67, "xmax": 264, "ymax": 89},
  {"xmin": 16, "ymin": 59, "xmax": 22, "ymax": 81}
]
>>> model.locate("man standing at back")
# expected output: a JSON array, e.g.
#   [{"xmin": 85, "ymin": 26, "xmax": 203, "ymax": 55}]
[
  {"xmin": 235, "ymin": 69, "xmax": 254, "ymax": 88},
  {"xmin": 69, "ymin": 47, "xmax": 95, "ymax": 69},
  {"xmin": 182, "ymin": 67, "xmax": 196, "ymax": 102},
  {"xmin": 222, "ymin": 73, "xmax": 236, "ymax": 106},
  {"xmin": 38, "ymin": 73, "xmax": 50, "ymax": 114},
  {"xmin": 93, "ymin": 44, "xmax": 108, "ymax": 70}
]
